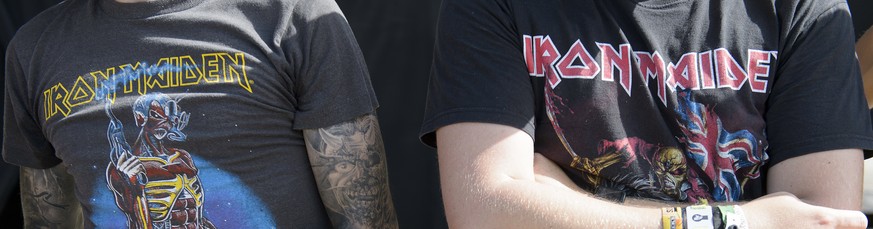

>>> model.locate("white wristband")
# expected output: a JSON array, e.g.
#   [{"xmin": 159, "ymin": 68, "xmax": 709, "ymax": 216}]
[{"xmin": 685, "ymin": 205, "xmax": 714, "ymax": 229}]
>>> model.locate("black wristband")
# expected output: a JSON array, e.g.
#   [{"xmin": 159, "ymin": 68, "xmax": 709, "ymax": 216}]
[{"xmin": 711, "ymin": 206, "xmax": 724, "ymax": 229}]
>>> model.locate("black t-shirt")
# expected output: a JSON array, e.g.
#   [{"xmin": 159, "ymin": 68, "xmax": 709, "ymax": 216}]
[
  {"xmin": 3, "ymin": 0, "xmax": 377, "ymax": 227},
  {"xmin": 421, "ymin": 0, "xmax": 873, "ymax": 203}
]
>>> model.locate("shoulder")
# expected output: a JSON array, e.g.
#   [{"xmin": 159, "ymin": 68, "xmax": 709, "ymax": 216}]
[
  {"xmin": 285, "ymin": 0, "xmax": 345, "ymax": 20},
  {"xmin": 229, "ymin": 0, "xmax": 343, "ymax": 19},
  {"xmin": 168, "ymin": 148, "xmax": 196, "ymax": 163},
  {"xmin": 171, "ymin": 148, "xmax": 192, "ymax": 158},
  {"xmin": 224, "ymin": 0, "xmax": 348, "ymax": 38},
  {"xmin": 7, "ymin": 0, "xmax": 80, "ymax": 61},
  {"xmin": 775, "ymin": 0, "xmax": 851, "ymax": 27}
]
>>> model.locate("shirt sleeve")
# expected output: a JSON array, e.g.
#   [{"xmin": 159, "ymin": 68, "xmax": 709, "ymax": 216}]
[
  {"xmin": 3, "ymin": 43, "xmax": 60, "ymax": 169},
  {"xmin": 287, "ymin": 0, "xmax": 379, "ymax": 130},
  {"xmin": 765, "ymin": 2, "xmax": 873, "ymax": 165},
  {"xmin": 419, "ymin": 0, "xmax": 536, "ymax": 148}
]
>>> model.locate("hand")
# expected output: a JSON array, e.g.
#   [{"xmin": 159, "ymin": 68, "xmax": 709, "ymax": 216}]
[
  {"xmin": 743, "ymin": 192, "xmax": 868, "ymax": 229},
  {"xmin": 116, "ymin": 152, "xmax": 145, "ymax": 182}
]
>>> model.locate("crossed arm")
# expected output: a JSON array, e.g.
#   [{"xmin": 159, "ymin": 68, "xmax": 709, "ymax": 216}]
[
  {"xmin": 437, "ymin": 122, "xmax": 867, "ymax": 228},
  {"xmin": 303, "ymin": 113, "xmax": 399, "ymax": 229}
]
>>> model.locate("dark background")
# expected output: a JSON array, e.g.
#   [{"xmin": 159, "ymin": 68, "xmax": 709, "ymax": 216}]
[
  {"xmin": 850, "ymin": 0, "xmax": 873, "ymax": 39},
  {"xmin": 1, "ymin": 0, "xmax": 870, "ymax": 228}
]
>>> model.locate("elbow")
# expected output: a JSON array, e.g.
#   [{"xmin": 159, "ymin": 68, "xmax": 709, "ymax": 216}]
[{"xmin": 441, "ymin": 173, "xmax": 526, "ymax": 228}]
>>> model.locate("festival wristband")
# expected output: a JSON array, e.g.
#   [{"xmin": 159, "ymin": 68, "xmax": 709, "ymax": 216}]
[
  {"xmin": 661, "ymin": 207, "xmax": 684, "ymax": 229},
  {"xmin": 731, "ymin": 205, "xmax": 749, "ymax": 229},
  {"xmin": 716, "ymin": 205, "xmax": 749, "ymax": 229},
  {"xmin": 711, "ymin": 206, "xmax": 723, "ymax": 229},
  {"xmin": 684, "ymin": 205, "xmax": 714, "ymax": 229}
]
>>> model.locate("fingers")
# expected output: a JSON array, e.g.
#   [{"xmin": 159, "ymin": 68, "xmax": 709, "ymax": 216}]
[
  {"xmin": 116, "ymin": 151, "xmax": 128, "ymax": 164},
  {"xmin": 830, "ymin": 209, "xmax": 867, "ymax": 229},
  {"xmin": 744, "ymin": 192, "xmax": 868, "ymax": 229},
  {"xmin": 117, "ymin": 153, "xmax": 143, "ymax": 178},
  {"xmin": 804, "ymin": 205, "xmax": 868, "ymax": 229}
]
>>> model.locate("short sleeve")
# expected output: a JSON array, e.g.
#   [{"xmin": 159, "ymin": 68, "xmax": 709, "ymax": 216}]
[
  {"xmin": 419, "ymin": 0, "xmax": 536, "ymax": 148},
  {"xmin": 765, "ymin": 3, "xmax": 873, "ymax": 165},
  {"xmin": 287, "ymin": 0, "xmax": 378, "ymax": 130},
  {"xmin": 3, "ymin": 44, "xmax": 60, "ymax": 169}
]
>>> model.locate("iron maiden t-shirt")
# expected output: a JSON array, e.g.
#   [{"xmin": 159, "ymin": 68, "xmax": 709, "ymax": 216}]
[{"xmin": 421, "ymin": 0, "xmax": 873, "ymax": 203}]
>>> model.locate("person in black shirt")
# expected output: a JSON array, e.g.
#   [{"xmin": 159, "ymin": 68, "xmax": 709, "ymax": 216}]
[{"xmin": 422, "ymin": 0, "xmax": 872, "ymax": 228}]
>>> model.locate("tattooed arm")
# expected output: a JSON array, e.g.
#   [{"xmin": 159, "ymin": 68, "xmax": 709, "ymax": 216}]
[
  {"xmin": 303, "ymin": 113, "xmax": 399, "ymax": 229},
  {"xmin": 19, "ymin": 165, "xmax": 84, "ymax": 229}
]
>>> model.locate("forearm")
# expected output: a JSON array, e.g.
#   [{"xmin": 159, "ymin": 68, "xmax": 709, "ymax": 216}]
[
  {"xmin": 19, "ymin": 165, "xmax": 84, "ymax": 229},
  {"xmin": 442, "ymin": 169, "xmax": 660, "ymax": 228},
  {"xmin": 765, "ymin": 149, "xmax": 863, "ymax": 210},
  {"xmin": 441, "ymin": 122, "xmax": 866, "ymax": 228},
  {"xmin": 539, "ymin": 149, "xmax": 865, "ymax": 228},
  {"xmin": 304, "ymin": 114, "xmax": 399, "ymax": 229},
  {"xmin": 438, "ymin": 124, "xmax": 658, "ymax": 228}
]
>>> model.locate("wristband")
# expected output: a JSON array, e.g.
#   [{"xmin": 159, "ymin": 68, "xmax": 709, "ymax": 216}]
[
  {"xmin": 661, "ymin": 207, "xmax": 684, "ymax": 229},
  {"xmin": 731, "ymin": 205, "xmax": 749, "ymax": 229},
  {"xmin": 684, "ymin": 205, "xmax": 714, "ymax": 229},
  {"xmin": 711, "ymin": 206, "xmax": 723, "ymax": 229}
]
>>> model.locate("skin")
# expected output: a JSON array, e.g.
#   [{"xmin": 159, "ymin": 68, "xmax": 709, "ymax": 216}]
[
  {"xmin": 437, "ymin": 122, "xmax": 867, "ymax": 228},
  {"xmin": 303, "ymin": 113, "xmax": 399, "ymax": 229},
  {"xmin": 859, "ymin": 28, "xmax": 873, "ymax": 108}
]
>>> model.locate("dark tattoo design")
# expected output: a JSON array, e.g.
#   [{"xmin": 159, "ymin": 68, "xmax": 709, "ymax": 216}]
[
  {"xmin": 20, "ymin": 165, "xmax": 84, "ymax": 229},
  {"xmin": 303, "ymin": 114, "xmax": 399, "ymax": 229}
]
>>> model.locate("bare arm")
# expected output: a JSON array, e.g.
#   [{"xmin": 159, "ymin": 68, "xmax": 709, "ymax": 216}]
[
  {"xmin": 440, "ymin": 122, "xmax": 867, "ymax": 228},
  {"xmin": 19, "ymin": 165, "xmax": 83, "ymax": 229},
  {"xmin": 438, "ymin": 122, "xmax": 658, "ymax": 228},
  {"xmin": 303, "ymin": 114, "xmax": 399, "ymax": 229},
  {"xmin": 766, "ymin": 149, "xmax": 863, "ymax": 210}
]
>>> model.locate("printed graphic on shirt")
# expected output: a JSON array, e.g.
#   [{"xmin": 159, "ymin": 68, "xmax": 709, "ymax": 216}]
[
  {"xmin": 98, "ymin": 92, "xmax": 276, "ymax": 228},
  {"xmin": 545, "ymin": 86, "xmax": 671, "ymax": 201},
  {"xmin": 522, "ymin": 35, "xmax": 777, "ymax": 101},
  {"xmin": 75, "ymin": 53, "xmax": 275, "ymax": 227},
  {"xmin": 43, "ymin": 52, "xmax": 253, "ymax": 121},
  {"xmin": 673, "ymin": 91, "xmax": 767, "ymax": 203},
  {"xmin": 104, "ymin": 92, "xmax": 215, "ymax": 229},
  {"xmin": 533, "ymin": 35, "xmax": 770, "ymax": 203},
  {"xmin": 546, "ymin": 89, "xmax": 767, "ymax": 203}
]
